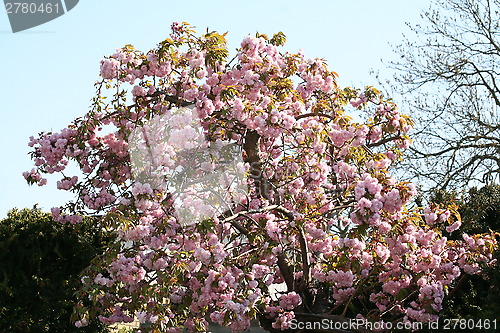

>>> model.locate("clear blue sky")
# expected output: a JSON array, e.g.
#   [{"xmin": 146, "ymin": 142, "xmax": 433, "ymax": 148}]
[{"xmin": 0, "ymin": 0, "xmax": 431, "ymax": 218}]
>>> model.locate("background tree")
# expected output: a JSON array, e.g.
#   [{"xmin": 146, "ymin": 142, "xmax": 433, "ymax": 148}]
[
  {"xmin": 390, "ymin": 0, "xmax": 500, "ymax": 192},
  {"xmin": 0, "ymin": 208, "xmax": 111, "ymax": 332}
]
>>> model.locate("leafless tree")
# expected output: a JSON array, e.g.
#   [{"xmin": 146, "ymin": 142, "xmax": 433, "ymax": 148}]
[{"xmin": 390, "ymin": 0, "xmax": 500, "ymax": 192}]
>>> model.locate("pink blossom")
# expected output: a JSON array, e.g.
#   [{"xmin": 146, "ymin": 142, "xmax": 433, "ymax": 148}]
[
  {"xmin": 446, "ymin": 221, "xmax": 461, "ymax": 233},
  {"xmin": 279, "ymin": 292, "xmax": 302, "ymax": 310},
  {"xmin": 329, "ymin": 270, "xmax": 356, "ymax": 288},
  {"xmin": 100, "ymin": 58, "xmax": 120, "ymax": 79}
]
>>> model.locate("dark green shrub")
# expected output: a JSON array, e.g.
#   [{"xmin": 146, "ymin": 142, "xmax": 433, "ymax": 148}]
[{"xmin": 0, "ymin": 207, "xmax": 112, "ymax": 332}]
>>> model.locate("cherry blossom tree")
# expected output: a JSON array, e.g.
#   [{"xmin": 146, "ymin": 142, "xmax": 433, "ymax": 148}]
[{"xmin": 25, "ymin": 23, "xmax": 497, "ymax": 332}]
